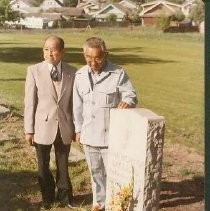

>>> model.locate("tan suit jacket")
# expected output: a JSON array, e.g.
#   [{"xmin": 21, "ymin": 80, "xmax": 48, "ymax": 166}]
[{"xmin": 24, "ymin": 61, "xmax": 77, "ymax": 145}]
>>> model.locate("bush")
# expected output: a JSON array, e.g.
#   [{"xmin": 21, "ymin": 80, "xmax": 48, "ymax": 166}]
[
  {"xmin": 106, "ymin": 13, "xmax": 117, "ymax": 23},
  {"xmin": 157, "ymin": 15, "xmax": 170, "ymax": 30},
  {"xmin": 171, "ymin": 10, "xmax": 185, "ymax": 22},
  {"xmin": 163, "ymin": 25, "xmax": 199, "ymax": 33}
]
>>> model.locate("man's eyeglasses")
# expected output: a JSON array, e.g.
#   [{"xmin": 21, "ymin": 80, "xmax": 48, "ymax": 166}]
[{"xmin": 84, "ymin": 55, "xmax": 105, "ymax": 63}]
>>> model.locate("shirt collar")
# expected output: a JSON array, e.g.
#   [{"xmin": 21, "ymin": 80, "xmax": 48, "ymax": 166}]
[
  {"xmin": 48, "ymin": 61, "xmax": 62, "ymax": 74},
  {"xmin": 88, "ymin": 60, "xmax": 109, "ymax": 75}
]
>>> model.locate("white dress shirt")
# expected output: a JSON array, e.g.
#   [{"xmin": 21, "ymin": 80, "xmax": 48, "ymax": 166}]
[{"xmin": 48, "ymin": 62, "xmax": 62, "ymax": 98}]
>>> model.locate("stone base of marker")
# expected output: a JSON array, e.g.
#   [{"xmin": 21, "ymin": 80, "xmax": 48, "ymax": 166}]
[
  {"xmin": 106, "ymin": 108, "xmax": 165, "ymax": 211},
  {"xmin": 0, "ymin": 105, "xmax": 10, "ymax": 118}
]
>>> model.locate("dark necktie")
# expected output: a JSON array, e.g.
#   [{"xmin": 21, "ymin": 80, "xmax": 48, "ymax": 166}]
[{"xmin": 50, "ymin": 65, "xmax": 59, "ymax": 82}]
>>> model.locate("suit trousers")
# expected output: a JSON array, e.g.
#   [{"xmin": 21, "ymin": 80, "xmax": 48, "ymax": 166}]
[
  {"xmin": 35, "ymin": 128, "xmax": 73, "ymax": 204},
  {"xmin": 83, "ymin": 145, "xmax": 108, "ymax": 209}
]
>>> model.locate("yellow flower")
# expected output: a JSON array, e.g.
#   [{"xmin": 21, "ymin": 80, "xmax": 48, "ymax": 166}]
[{"xmin": 108, "ymin": 166, "xmax": 135, "ymax": 211}]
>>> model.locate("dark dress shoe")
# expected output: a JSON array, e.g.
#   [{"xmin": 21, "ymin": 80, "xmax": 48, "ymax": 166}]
[{"xmin": 58, "ymin": 202, "xmax": 77, "ymax": 209}]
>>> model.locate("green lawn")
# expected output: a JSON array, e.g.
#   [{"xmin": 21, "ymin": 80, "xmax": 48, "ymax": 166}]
[{"xmin": 0, "ymin": 28, "xmax": 204, "ymax": 154}]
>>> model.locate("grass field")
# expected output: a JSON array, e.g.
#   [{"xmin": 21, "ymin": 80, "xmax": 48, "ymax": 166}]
[
  {"xmin": 0, "ymin": 28, "xmax": 204, "ymax": 153},
  {"xmin": 0, "ymin": 27, "xmax": 204, "ymax": 210}
]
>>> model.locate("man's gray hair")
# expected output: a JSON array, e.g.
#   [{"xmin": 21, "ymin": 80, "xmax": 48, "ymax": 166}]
[{"xmin": 83, "ymin": 37, "xmax": 107, "ymax": 53}]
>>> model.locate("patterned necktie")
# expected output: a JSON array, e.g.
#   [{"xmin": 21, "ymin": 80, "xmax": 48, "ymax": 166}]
[{"xmin": 50, "ymin": 65, "xmax": 59, "ymax": 82}]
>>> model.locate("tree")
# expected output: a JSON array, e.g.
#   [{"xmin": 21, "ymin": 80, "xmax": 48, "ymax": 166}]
[
  {"xmin": 106, "ymin": 13, "xmax": 117, "ymax": 23},
  {"xmin": 188, "ymin": 0, "xmax": 204, "ymax": 25},
  {"xmin": 66, "ymin": 0, "xmax": 78, "ymax": 7},
  {"xmin": 131, "ymin": 13, "xmax": 141, "ymax": 25},
  {"xmin": 171, "ymin": 10, "xmax": 185, "ymax": 22},
  {"xmin": 0, "ymin": 0, "xmax": 19, "ymax": 27},
  {"xmin": 157, "ymin": 15, "xmax": 171, "ymax": 30}
]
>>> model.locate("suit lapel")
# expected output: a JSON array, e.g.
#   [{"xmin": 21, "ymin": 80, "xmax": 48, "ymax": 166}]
[
  {"xmin": 41, "ymin": 62, "xmax": 58, "ymax": 102},
  {"xmin": 59, "ymin": 63, "xmax": 71, "ymax": 102}
]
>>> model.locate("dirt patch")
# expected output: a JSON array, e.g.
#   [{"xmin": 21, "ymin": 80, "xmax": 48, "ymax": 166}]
[
  {"xmin": 0, "ymin": 130, "xmax": 8, "ymax": 141},
  {"xmin": 160, "ymin": 143, "xmax": 204, "ymax": 210},
  {"xmin": 0, "ymin": 116, "xmax": 204, "ymax": 210},
  {"xmin": 162, "ymin": 143, "xmax": 203, "ymax": 181}
]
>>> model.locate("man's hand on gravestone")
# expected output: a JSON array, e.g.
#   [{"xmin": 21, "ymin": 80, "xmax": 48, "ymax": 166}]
[
  {"xmin": 75, "ymin": 132, "xmax": 81, "ymax": 144},
  {"xmin": 117, "ymin": 101, "xmax": 131, "ymax": 109},
  {"xmin": 72, "ymin": 133, "xmax": 76, "ymax": 142}
]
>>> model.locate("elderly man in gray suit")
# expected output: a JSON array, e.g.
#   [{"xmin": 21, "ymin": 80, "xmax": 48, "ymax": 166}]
[
  {"xmin": 24, "ymin": 35, "xmax": 77, "ymax": 210},
  {"xmin": 73, "ymin": 37, "xmax": 138, "ymax": 211}
]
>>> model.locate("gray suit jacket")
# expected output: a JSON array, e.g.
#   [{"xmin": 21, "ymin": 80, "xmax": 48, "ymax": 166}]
[{"xmin": 24, "ymin": 61, "xmax": 77, "ymax": 145}]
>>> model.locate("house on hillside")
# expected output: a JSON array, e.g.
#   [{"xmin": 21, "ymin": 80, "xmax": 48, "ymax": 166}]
[
  {"xmin": 52, "ymin": 7, "xmax": 86, "ymax": 19},
  {"xmin": 139, "ymin": 0, "xmax": 182, "ymax": 26},
  {"xmin": 118, "ymin": 0, "xmax": 138, "ymax": 10},
  {"xmin": 181, "ymin": 0, "xmax": 196, "ymax": 17},
  {"xmin": 93, "ymin": 3, "xmax": 133, "ymax": 22},
  {"xmin": 40, "ymin": 0, "xmax": 64, "ymax": 9},
  {"xmin": 10, "ymin": 0, "xmax": 69, "ymax": 11},
  {"xmin": 9, "ymin": 0, "xmax": 87, "ymax": 28},
  {"xmin": 20, "ymin": 13, "xmax": 62, "ymax": 28},
  {"xmin": 19, "ymin": 8, "xmax": 86, "ymax": 28},
  {"xmin": 76, "ymin": 0, "xmax": 101, "ymax": 15},
  {"xmin": 10, "ymin": 0, "xmax": 36, "ymax": 11}
]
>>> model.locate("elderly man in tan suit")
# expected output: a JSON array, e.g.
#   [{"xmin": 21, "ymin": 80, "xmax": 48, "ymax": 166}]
[{"xmin": 24, "ymin": 35, "xmax": 77, "ymax": 210}]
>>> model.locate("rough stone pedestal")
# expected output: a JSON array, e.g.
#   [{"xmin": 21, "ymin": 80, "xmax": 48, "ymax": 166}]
[{"xmin": 106, "ymin": 108, "xmax": 165, "ymax": 211}]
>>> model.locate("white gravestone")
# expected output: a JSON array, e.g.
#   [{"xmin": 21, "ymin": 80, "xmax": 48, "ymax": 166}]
[{"xmin": 106, "ymin": 108, "xmax": 165, "ymax": 211}]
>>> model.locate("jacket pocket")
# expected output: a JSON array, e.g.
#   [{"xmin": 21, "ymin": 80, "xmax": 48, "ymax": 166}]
[
  {"xmin": 97, "ymin": 88, "xmax": 117, "ymax": 107},
  {"xmin": 35, "ymin": 113, "xmax": 49, "ymax": 121},
  {"xmin": 81, "ymin": 88, "xmax": 91, "ymax": 103}
]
